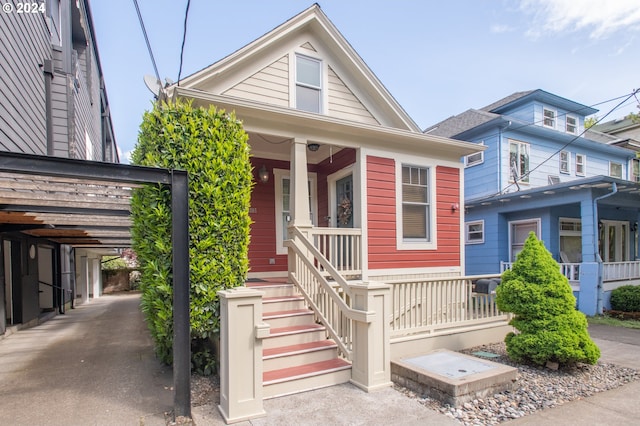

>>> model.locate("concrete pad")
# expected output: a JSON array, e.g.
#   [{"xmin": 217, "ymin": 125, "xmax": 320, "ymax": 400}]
[{"xmin": 392, "ymin": 349, "xmax": 517, "ymax": 407}]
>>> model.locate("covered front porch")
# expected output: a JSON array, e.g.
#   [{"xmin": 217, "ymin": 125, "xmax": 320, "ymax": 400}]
[{"xmin": 466, "ymin": 176, "xmax": 640, "ymax": 316}]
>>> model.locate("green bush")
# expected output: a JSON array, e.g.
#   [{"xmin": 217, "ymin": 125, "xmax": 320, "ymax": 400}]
[
  {"xmin": 130, "ymin": 100, "xmax": 253, "ymax": 372},
  {"xmin": 496, "ymin": 233, "xmax": 600, "ymax": 366},
  {"xmin": 610, "ymin": 285, "xmax": 640, "ymax": 312}
]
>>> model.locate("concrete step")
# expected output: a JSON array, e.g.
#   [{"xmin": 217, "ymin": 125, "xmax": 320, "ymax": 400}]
[
  {"xmin": 263, "ymin": 324, "xmax": 326, "ymax": 349},
  {"xmin": 263, "ymin": 358, "xmax": 352, "ymax": 399},
  {"xmin": 263, "ymin": 309, "xmax": 315, "ymax": 328},
  {"xmin": 263, "ymin": 340, "xmax": 339, "ymax": 370}
]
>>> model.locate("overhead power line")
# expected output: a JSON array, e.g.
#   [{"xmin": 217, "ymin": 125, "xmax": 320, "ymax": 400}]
[
  {"xmin": 177, "ymin": 0, "xmax": 191, "ymax": 86},
  {"xmin": 132, "ymin": 0, "xmax": 161, "ymax": 82}
]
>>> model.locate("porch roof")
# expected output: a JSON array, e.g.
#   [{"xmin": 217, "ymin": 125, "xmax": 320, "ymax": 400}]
[
  {"xmin": 466, "ymin": 175, "xmax": 640, "ymax": 210},
  {"xmin": 173, "ymin": 87, "xmax": 484, "ymax": 160}
]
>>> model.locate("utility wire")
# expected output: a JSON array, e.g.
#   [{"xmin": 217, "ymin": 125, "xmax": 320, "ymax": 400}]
[
  {"xmin": 132, "ymin": 0, "xmax": 160, "ymax": 82},
  {"xmin": 177, "ymin": 0, "xmax": 191, "ymax": 86},
  {"xmin": 497, "ymin": 88, "xmax": 640, "ymax": 196}
]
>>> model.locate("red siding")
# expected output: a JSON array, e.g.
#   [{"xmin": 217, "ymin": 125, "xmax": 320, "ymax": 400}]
[
  {"xmin": 366, "ymin": 156, "xmax": 461, "ymax": 270},
  {"xmin": 248, "ymin": 157, "xmax": 289, "ymax": 273}
]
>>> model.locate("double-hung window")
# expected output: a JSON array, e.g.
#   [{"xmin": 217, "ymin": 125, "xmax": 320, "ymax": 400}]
[
  {"xmin": 401, "ymin": 165, "xmax": 430, "ymax": 241},
  {"xmin": 631, "ymin": 158, "xmax": 640, "ymax": 183},
  {"xmin": 465, "ymin": 221, "xmax": 484, "ymax": 244},
  {"xmin": 566, "ymin": 116, "xmax": 577, "ymax": 134},
  {"xmin": 509, "ymin": 140, "xmax": 530, "ymax": 183},
  {"xmin": 609, "ymin": 161, "xmax": 623, "ymax": 179},
  {"xmin": 543, "ymin": 108, "xmax": 556, "ymax": 128},
  {"xmin": 575, "ymin": 154, "xmax": 586, "ymax": 176},
  {"xmin": 559, "ymin": 151, "xmax": 570, "ymax": 174},
  {"xmin": 295, "ymin": 55, "xmax": 322, "ymax": 113}
]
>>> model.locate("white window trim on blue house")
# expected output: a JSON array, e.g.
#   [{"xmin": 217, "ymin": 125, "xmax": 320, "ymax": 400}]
[
  {"xmin": 576, "ymin": 153, "xmax": 586, "ymax": 176},
  {"xmin": 509, "ymin": 139, "xmax": 530, "ymax": 184},
  {"xmin": 609, "ymin": 161, "xmax": 623, "ymax": 179},
  {"xmin": 559, "ymin": 150, "xmax": 570, "ymax": 174},
  {"xmin": 465, "ymin": 220, "xmax": 484, "ymax": 244},
  {"xmin": 508, "ymin": 218, "xmax": 541, "ymax": 262},
  {"xmin": 566, "ymin": 115, "xmax": 578, "ymax": 134},
  {"xmin": 543, "ymin": 107, "xmax": 556, "ymax": 129},
  {"xmin": 465, "ymin": 141, "xmax": 484, "ymax": 167}
]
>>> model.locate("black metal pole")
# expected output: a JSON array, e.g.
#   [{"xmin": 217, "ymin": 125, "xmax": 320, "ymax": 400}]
[{"xmin": 171, "ymin": 169, "xmax": 191, "ymax": 419}]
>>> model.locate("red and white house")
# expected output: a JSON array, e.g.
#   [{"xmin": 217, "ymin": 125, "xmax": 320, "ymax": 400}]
[
  {"xmin": 173, "ymin": 4, "xmax": 479, "ymax": 282},
  {"xmin": 169, "ymin": 5, "xmax": 508, "ymax": 422}
]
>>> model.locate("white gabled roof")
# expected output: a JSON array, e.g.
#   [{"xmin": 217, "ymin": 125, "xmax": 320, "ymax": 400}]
[{"xmin": 176, "ymin": 4, "xmax": 421, "ymax": 132}]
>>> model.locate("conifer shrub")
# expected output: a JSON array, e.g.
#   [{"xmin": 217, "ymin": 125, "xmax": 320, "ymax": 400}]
[
  {"xmin": 496, "ymin": 233, "xmax": 600, "ymax": 366},
  {"xmin": 130, "ymin": 100, "xmax": 253, "ymax": 374},
  {"xmin": 610, "ymin": 285, "xmax": 640, "ymax": 312}
]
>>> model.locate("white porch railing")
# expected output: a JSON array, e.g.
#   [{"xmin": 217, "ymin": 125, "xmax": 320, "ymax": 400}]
[
  {"xmin": 602, "ymin": 261, "xmax": 640, "ymax": 282},
  {"xmin": 387, "ymin": 275, "xmax": 508, "ymax": 338},
  {"xmin": 501, "ymin": 260, "xmax": 640, "ymax": 283},
  {"xmin": 309, "ymin": 227, "xmax": 362, "ymax": 277},
  {"xmin": 285, "ymin": 227, "xmax": 372, "ymax": 360}
]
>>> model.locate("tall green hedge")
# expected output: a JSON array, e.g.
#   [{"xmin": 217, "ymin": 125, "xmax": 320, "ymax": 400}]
[
  {"xmin": 496, "ymin": 233, "xmax": 600, "ymax": 366},
  {"xmin": 130, "ymin": 100, "xmax": 253, "ymax": 372}
]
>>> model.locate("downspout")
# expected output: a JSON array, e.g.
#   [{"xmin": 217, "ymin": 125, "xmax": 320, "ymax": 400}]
[
  {"xmin": 43, "ymin": 59, "xmax": 55, "ymax": 156},
  {"xmin": 498, "ymin": 121, "xmax": 511, "ymax": 194},
  {"xmin": 593, "ymin": 182, "xmax": 617, "ymax": 313}
]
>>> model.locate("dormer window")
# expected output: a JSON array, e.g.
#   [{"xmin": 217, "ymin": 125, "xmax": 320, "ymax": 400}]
[
  {"xmin": 295, "ymin": 55, "xmax": 322, "ymax": 113},
  {"xmin": 566, "ymin": 115, "xmax": 577, "ymax": 134},
  {"xmin": 543, "ymin": 108, "xmax": 556, "ymax": 128}
]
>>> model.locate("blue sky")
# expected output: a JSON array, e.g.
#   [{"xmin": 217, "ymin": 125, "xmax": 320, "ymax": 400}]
[{"xmin": 90, "ymin": 0, "xmax": 640, "ymax": 163}]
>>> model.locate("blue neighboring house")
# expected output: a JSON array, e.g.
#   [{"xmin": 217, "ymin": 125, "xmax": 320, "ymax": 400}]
[{"xmin": 425, "ymin": 89, "xmax": 640, "ymax": 316}]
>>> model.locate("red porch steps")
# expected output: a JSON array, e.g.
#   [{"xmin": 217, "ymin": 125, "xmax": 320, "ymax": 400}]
[{"xmin": 246, "ymin": 279, "xmax": 352, "ymax": 399}]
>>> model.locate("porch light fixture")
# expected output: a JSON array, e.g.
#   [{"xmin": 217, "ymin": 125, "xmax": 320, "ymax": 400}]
[
  {"xmin": 307, "ymin": 143, "xmax": 320, "ymax": 152},
  {"xmin": 258, "ymin": 165, "xmax": 269, "ymax": 183}
]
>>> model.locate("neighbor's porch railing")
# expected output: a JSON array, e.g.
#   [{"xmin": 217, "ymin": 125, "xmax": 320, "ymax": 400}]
[
  {"xmin": 602, "ymin": 261, "xmax": 640, "ymax": 282},
  {"xmin": 501, "ymin": 260, "xmax": 640, "ymax": 283},
  {"xmin": 387, "ymin": 275, "xmax": 508, "ymax": 338},
  {"xmin": 309, "ymin": 227, "xmax": 362, "ymax": 277}
]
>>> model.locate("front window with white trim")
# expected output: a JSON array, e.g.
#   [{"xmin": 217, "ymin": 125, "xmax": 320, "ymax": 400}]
[
  {"xmin": 402, "ymin": 165, "xmax": 430, "ymax": 241},
  {"xmin": 631, "ymin": 158, "xmax": 640, "ymax": 183},
  {"xmin": 295, "ymin": 55, "xmax": 322, "ymax": 113},
  {"xmin": 509, "ymin": 219, "xmax": 540, "ymax": 262},
  {"xmin": 465, "ymin": 221, "xmax": 484, "ymax": 244}
]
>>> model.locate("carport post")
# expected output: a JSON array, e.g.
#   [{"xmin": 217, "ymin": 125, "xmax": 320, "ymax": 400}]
[{"xmin": 172, "ymin": 170, "xmax": 191, "ymax": 419}]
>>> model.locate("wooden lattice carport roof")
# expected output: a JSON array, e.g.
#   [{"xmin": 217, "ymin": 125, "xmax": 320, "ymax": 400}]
[{"xmin": 0, "ymin": 171, "xmax": 136, "ymax": 247}]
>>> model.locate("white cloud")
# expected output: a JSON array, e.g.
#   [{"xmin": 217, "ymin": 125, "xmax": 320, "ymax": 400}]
[{"xmin": 519, "ymin": 0, "xmax": 640, "ymax": 39}]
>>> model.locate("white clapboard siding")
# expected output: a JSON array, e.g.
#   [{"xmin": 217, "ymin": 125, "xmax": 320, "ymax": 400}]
[
  {"xmin": 327, "ymin": 67, "xmax": 379, "ymax": 125},
  {"xmin": 223, "ymin": 55, "xmax": 289, "ymax": 107}
]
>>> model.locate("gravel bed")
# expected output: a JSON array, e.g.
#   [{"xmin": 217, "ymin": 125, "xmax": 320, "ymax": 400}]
[{"xmin": 395, "ymin": 342, "xmax": 639, "ymax": 425}]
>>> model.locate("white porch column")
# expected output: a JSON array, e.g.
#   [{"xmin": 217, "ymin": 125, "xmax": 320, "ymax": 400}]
[
  {"xmin": 217, "ymin": 287, "xmax": 269, "ymax": 424},
  {"xmin": 349, "ymin": 281, "xmax": 392, "ymax": 392},
  {"xmin": 290, "ymin": 138, "xmax": 311, "ymax": 227}
]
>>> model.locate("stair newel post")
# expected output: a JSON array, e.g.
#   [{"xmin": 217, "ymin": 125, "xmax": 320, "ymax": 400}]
[
  {"xmin": 349, "ymin": 281, "xmax": 393, "ymax": 392},
  {"xmin": 217, "ymin": 288, "xmax": 270, "ymax": 424}
]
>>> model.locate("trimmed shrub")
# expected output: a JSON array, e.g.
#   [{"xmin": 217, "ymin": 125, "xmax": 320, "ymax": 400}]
[
  {"xmin": 130, "ymin": 100, "xmax": 253, "ymax": 373},
  {"xmin": 610, "ymin": 285, "xmax": 640, "ymax": 312},
  {"xmin": 496, "ymin": 233, "xmax": 600, "ymax": 366}
]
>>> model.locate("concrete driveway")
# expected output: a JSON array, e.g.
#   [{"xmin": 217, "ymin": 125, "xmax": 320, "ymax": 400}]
[{"xmin": 0, "ymin": 293, "xmax": 173, "ymax": 426}]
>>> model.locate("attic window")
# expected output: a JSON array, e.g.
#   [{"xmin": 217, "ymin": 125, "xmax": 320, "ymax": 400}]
[
  {"xmin": 295, "ymin": 55, "xmax": 322, "ymax": 113},
  {"xmin": 543, "ymin": 108, "xmax": 556, "ymax": 128}
]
